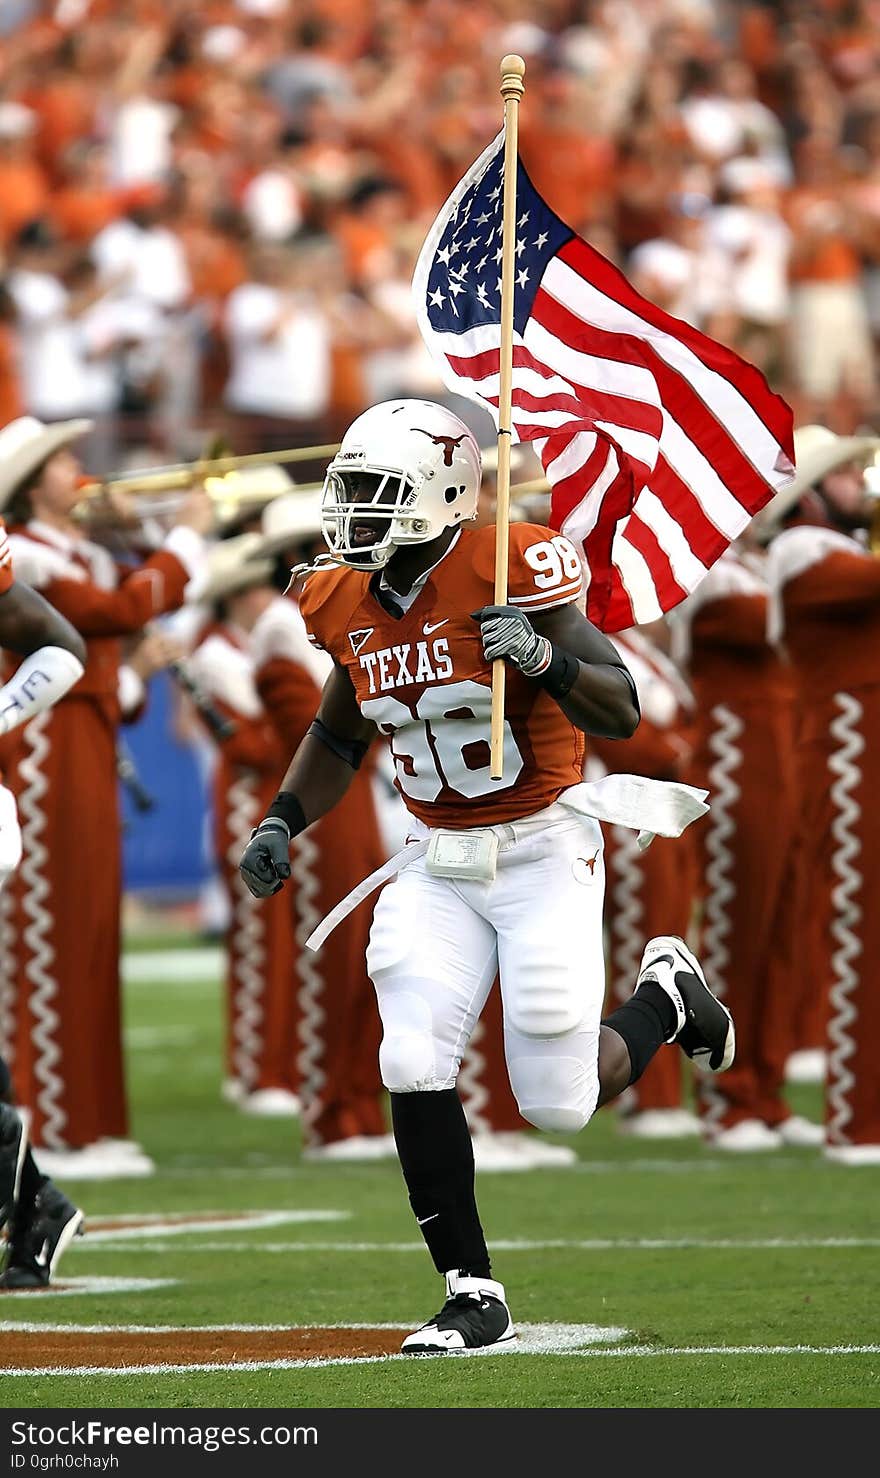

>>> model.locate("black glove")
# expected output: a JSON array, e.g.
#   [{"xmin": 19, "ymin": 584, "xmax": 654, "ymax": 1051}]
[
  {"xmin": 239, "ymin": 818, "xmax": 291, "ymax": 899},
  {"xmin": 471, "ymin": 605, "xmax": 552, "ymax": 676}
]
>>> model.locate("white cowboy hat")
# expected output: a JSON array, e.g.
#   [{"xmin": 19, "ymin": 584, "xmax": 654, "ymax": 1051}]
[
  {"xmin": 248, "ymin": 489, "xmax": 325, "ymax": 559},
  {"xmin": 750, "ymin": 423, "xmax": 880, "ymax": 541},
  {"xmin": 0, "ymin": 416, "xmax": 93, "ymax": 511},
  {"xmin": 206, "ymin": 462, "xmax": 296, "ymax": 525},
  {"xmin": 188, "ymin": 533, "xmax": 274, "ymax": 604}
]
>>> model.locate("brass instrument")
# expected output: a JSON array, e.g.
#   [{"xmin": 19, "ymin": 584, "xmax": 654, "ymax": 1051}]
[
  {"xmin": 72, "ymin": 441, "xmax": 337, "ymax": 535},
  {"xmin": 75, "ymin": 442, "xmax": 341, "ymax": 503}
]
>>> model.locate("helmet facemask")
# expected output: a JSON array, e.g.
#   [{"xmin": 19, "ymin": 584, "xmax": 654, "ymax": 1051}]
[{"xmin": 321, "ymin": 465, "xmax": 431, "ymax": 570}]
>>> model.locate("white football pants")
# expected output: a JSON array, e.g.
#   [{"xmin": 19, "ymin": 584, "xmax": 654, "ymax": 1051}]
[{"xmin": 366, "ymin": 801, "xmax": 607, "ymax": 1133}]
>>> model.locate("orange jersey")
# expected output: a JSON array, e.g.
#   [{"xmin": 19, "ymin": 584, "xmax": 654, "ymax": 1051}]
[
  {"xmin": 0, "ymin": 518, "xmax": 13, "ymax": 596},
  {"xmin": 300, "ymin": 523, "xmax": 586, "ymax": 828}
]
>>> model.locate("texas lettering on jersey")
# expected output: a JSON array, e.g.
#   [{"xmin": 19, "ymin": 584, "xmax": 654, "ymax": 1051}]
[
  {"xmin": 299, "ymin": 523, "xmax": 586, "ymax": 828},
  {"xmin": 358, "ymin": 635, "xmax": 453, "ymax": 694}
]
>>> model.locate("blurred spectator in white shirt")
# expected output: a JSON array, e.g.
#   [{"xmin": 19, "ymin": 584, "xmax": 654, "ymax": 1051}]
[
  {"xmin": 91, "ymin": 187, "xmax": 191, "ymax": 313},
  {"xmin": 707, "ymin": 158, "xmax": 792, "ymax": 375},
  {"xmin": 5, "ymin": 219, "xmax": 105, "ymax": 421},
  {"xmin": 223, "ymin": 236, "xmax": 333, "ymax": 438}
]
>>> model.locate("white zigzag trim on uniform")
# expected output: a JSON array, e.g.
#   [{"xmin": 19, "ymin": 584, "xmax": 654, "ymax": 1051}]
[
  {"xmin": 458, "ymin": 1016, "xmax": 490, "ymax": 1135},
  {"xmin": 226, "ymin": 774, "xmax": 266, "ymax": 1094},
  {"xmin": 290, "ymin": 830, "xmax": 325, "ymax": 1143},
  {"xmin": 699, "ymin": 704, "xmax": 742, "ymax": 1131},
  {"xmin": 0, "ymin": 854, "xmax": 18, "ymax": 1064},
  {"xmin": 825, "ymin": 692, "xmax": 863, "ymax": 1147},
  {"xmin": 18, "ymin": 713, "xmax": 66, "ymax": 1149}
]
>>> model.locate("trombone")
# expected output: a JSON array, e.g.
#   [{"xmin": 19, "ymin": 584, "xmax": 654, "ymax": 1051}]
[{"xmin": 73, "ymin": 441, "xmax": 340, "ymax": 528}]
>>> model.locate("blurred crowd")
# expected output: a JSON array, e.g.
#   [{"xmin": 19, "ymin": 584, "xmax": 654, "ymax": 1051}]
[{"xmin": 1, "ymin": 0, "xmax": 880, "ymax": 475}]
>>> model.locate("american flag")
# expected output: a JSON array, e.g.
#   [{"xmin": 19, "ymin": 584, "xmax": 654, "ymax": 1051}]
[{"xmin": 412, "ymin": 130, "xmax": 795, "ymax": 632}]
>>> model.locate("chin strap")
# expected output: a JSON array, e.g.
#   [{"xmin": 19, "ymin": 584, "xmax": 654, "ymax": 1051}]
[{"xmin": 285, "ymin": 552, "xmax": 344, "ymax": 593}]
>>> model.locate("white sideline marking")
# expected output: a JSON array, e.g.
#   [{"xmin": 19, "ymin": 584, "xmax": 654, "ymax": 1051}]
[
  {"xmin": 0, "ymin": 1323, "xmax": 626, "ymax": 1375},
  {"xmin": 0, "ymin": 1322, "xmax": 417, "ymax": 1333},
  {"xmin": 0, "ymin": 1277, "xmax": 178, "ymax": 1300},
  {"xmin": 1, "ymin": 1335, "xmax": 878, "ymax": 1378},
  {"xmin": 70, "ymin": 1235, "xmax": 880, "ymax": 1255},
  {"xmin": 122, "ymin": 948, "xmax": 222, "ymax": 985},
  {"xmin": 83, "ymin": 1210, "xmax": 350, "ymax": 1243}
]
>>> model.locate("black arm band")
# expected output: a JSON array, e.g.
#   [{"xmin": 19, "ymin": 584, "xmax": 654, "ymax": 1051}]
[
  {"xmin": 307, "ymin": 718, "xmax": 369, "ymax": 769},
  {"xmin": 264, "ymin": 791, "xmax": 307, "ymax": 837},
  {"xmin": 539, "ymin": 644, "xmax": 580, "ymax": 699}
]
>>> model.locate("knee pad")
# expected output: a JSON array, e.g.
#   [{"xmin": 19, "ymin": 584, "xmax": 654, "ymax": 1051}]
[
  {"xmin": 508, "ymin": 1053, "xmax": 598, "ymax": 1134},
  {"xmin": 375, "ymin": 985, "xmax": 450, "ymax": 1093},
  {"xmin": 505, "ymin": 992, "xmax": 586, "ymax": 1040}
]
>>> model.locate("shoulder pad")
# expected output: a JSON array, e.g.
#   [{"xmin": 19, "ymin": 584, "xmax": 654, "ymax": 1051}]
[{"xmin": 471, "ymin": 523, "xmax": 585, "ymax": 611}]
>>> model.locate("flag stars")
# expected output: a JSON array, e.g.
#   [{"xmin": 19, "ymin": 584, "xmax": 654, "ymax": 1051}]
[
  {"xmin": 494, "ymin": 246, "xmax": 503, "ymax": 264},
  {"xmin": 475, "ymin": 212, "xmax": 490, "ymax": 225},
  {"xmin": 516, "ymin": 268, "xmax": 529, "ymax": 288},
  {"xmin": 475, "ymin": 254, "xmax": 488, "ymax": 273},
  {"xmin": 449, "ymin": 240, "xmax": 460, "ymax": 256},
  {"xmin": 515, "ymin": 237, "xmax": 526, "ymax": 258},
  {"xmin": 534, "ymin": 232, "xmax": 549, "ymax": 250},
  {"xmin": 488, "ymin": 183, "xmax": 502, "ymax": 201},
  {"xmin": 448, "ymin": 279, "xmax": 465, "ymax": 297},
  {"xmin": 476, "ymin": 282, "xmax": 490, "ymax": 308},
  {"xmin": 518, "ymin": 211, "xmax": 530, "ymax": 227},
  {"xmin": 428, "ymin": 286, "xmax": 446, "ymax": 309},
  {"xmin": 464, "ymin": 236, "xmax": 480, "ymax": 252},
  {"xmin": 437, "ymin": 244, "xmax": 451, "ymax": 266}
]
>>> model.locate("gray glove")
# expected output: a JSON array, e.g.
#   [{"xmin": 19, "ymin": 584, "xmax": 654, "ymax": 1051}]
[
  {"xmin": 471, "ymin": 605, "xmax": 552, "ymax": 677},
  {"xmin": 239, "ymin": 818, "xmax": 291, "ymax": 899}
]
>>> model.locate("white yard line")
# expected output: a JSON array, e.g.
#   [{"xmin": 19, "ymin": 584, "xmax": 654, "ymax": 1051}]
[
  {"xmin": 153, "ymin": 1157, "xmax": 817, "ymax": 1178},
  {"xmin": 122, "ymin": 948, "xmax": 222, "ymax": 985},
  {"xmin": 0, "ymin": 1277, "xmax": 178, "ymax": 1299},
  {"xmin": 66, "ymin": 1235, "xmax": 880, "ymax": 1255},
  {"xmin": 83, "ymin": 1210, "xmax": 350, "ymax": 1243}
]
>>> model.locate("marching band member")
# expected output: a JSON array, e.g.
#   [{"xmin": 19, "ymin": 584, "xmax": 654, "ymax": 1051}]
[
  {"xmin": 0, "ymin": 414, "xmax": 211, "ymax": 1174},
  {"xmin": 185, "ymin": 530, "xmax": 299, "ymax": 1116},
  {"xmin": 763, "ymin": 425, "xmax": 880, "ymax": 1164},
  {"xmin": 671, "ymin": 536, "xmax": 823, "ymax": 1151}
]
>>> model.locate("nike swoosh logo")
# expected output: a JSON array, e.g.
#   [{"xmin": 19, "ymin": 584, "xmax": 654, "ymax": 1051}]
[
  {"xmin": 423, "ymin": 620, "xmax": 448, "ymax": 635},
  {"xmin": 417, "ymin": 1213, "xmax": 439, "ymax": 1225}
]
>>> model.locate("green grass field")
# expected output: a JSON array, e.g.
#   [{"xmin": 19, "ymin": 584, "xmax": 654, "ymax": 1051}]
[{"xmin": 1, "ymin": 936, "xmax": 878, "ymax": 1410}]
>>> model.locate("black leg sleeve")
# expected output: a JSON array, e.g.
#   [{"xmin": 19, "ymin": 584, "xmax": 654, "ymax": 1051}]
[{"xmin": 390, "ymin": 1089, "xmax": 491, "ymax": 1279}]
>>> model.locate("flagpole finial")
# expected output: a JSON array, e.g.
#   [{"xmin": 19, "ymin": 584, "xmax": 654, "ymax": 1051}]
[{"xmin": 500, "ymin": 54, "xmax": 526, "ymax": 100}]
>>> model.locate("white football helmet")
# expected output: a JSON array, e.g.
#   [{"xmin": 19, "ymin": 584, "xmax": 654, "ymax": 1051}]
[{"xmin": 320, "ymin": 399, "xmax": 482, "ymax": 569}]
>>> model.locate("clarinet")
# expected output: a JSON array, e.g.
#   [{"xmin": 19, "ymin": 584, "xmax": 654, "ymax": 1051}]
[
  {"xmin": 167, "ymin": 655, "xmax": 237, "ymax": 742},
  {"xmin": 116, "ymin": 742, "xmax": 156, "ymax": 813}
]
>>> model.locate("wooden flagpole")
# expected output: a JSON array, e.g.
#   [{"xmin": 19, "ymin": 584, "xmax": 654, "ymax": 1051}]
[{"xmin": 490, "ymin": 52, "xmax": 526, "ymax": 780}]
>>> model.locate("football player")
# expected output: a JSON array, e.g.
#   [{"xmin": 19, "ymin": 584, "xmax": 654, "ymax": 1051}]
[{"xmin": 240, "ymin": 399, "xmax": 734, "ymax": 1353}]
